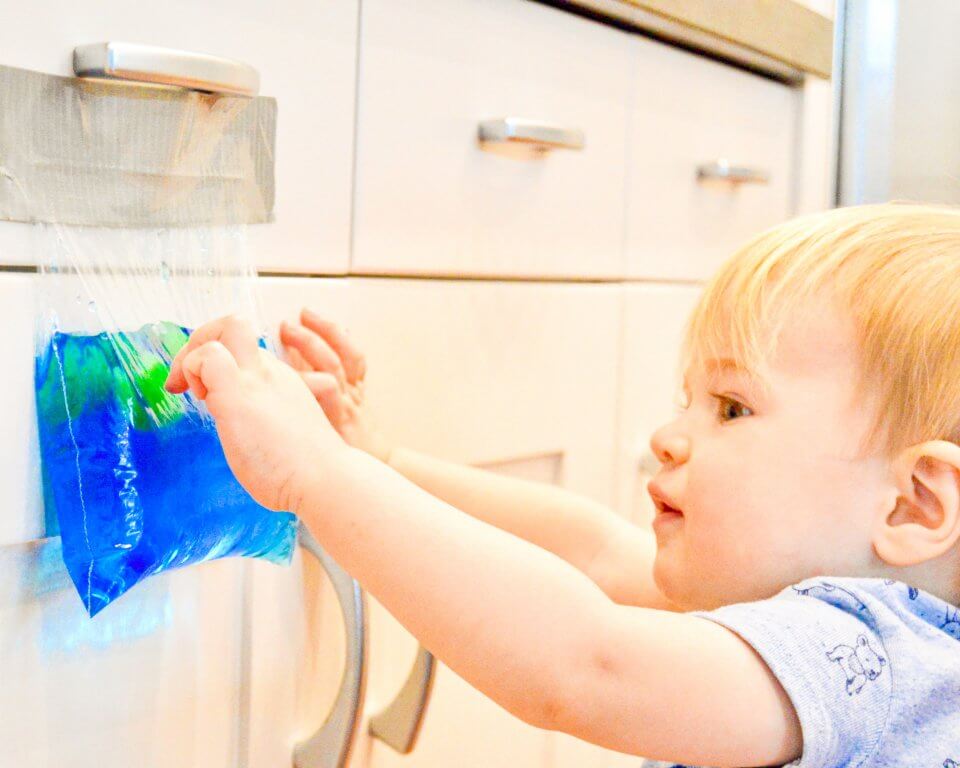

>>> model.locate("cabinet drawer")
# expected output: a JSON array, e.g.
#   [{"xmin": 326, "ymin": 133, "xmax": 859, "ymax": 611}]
[
  {"xmin": 625, "ymin": 38, "xmax": 799, "ymax": 281},
  {"xmin": 0, "ymin": 275, "xmax": 42, "ymax": 546},
  {"xmin": 352, "ymin": 0, "xmax": 631, "ymax": 279},
  {"xmin": 0, "ymin": 0, "xmax": 357, "ymax": 274}
]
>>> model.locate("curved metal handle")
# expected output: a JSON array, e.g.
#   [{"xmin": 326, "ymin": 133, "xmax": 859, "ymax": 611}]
[
  {"xmin": 478, "ymin": 118, "xmax": 585, "ymax": 152},
  {"xmin": 368, "ymin": 644, "xmax": 437, "ymax": 753},
  {"xmin": 73, "ymin": 42, "xmax": 260, "ymax": 97},
  {"xmin": 295, "ymin": 522, "xmax": 368, "ymax": 768},
  {"xmin": 696, "ymin": 160, "xmax": 770, "ymax": 185}
]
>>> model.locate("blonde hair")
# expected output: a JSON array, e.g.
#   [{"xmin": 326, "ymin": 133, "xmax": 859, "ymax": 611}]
[{"xmin": 683, "ymin": 203, "xmax": 960, "ymax": 456}]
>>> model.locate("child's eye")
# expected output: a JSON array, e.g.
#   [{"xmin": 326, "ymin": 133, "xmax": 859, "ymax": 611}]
[{"xmin": 713, "ymin": 394, "xmax": 753, "ymax": 422}]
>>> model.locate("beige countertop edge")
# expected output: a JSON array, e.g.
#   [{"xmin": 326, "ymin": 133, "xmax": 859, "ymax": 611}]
[{"xmin": 556, "ymin": 0, "xmax": 833, "ymax": 82}]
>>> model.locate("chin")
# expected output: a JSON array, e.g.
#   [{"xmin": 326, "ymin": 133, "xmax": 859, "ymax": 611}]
[
  {"xmin": 652, "ymin": 551, "xmax": 699, "ymax": 611},
  {"xmin": 652, "ymin": 551, "xmax": 735, "ymax": 611}
]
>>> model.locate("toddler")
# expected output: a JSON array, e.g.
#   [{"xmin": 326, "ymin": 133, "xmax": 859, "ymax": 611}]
[{"xmin": 166, "ymin": 203, "xmax": 960, "ymax": 766}]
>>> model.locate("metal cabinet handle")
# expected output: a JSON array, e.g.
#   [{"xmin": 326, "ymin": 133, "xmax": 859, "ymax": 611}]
[
  {"xmin": 295, "ymin": 522, "xmax": 368, "ymax": 768},
  {"xmin": 478, "ymin": 118, "xmax": 585, "ymax": 152},
  {"xmin": 368, "ymin": 644, "xmax": 437, "ymax": 753},
  {"xmin": 696, "ymin": 160, "xmax": 770, "ymax": 185},
  {"xmin": 73, "ymin": 42, "xmax": 260, "ymax": 97}
]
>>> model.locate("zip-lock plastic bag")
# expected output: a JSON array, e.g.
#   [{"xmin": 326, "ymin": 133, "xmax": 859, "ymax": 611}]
[{"xmin": 8, "ymin": 69, "xmax": 297, "ymax": 616}]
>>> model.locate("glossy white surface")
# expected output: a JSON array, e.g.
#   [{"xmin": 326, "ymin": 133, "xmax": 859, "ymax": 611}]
[
  {"xmin": 246, "ymin": 279, "xmax": 355, "ymax": 768},
  {"xmin": 617, "ymin": 284, "xmax": 702, "ymax": 526},
  {"xmin": 0, "ymin": 536, "xmax": 245, "ymax": 768},
  {"xmin": 626, "ymin": 37, "xmax": 799, "ymax": 280},
  {"xmin": 0, "ymin": 275, "xmax": 43, "ymax": 546},
  {"xmin": 352, "ymin": 0, "xmax": 631, "ymax": 279},
  {"xmin": 0, "ymin": 0, "xmax": 357, "ymax": 274},
  {"xmin": 251, "ymin": 277, "xmax": 622, "ymax": 766},
  {"xmin": 346, "ymin": 278, "xmax": 621, "ymax": 768},
  {"xmin": 0, "ymin": 271, "xmax": 255, "ymax": 767}
]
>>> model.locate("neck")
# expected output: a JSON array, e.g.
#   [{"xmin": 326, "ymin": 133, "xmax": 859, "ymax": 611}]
[{"xmin": 877, "ymin": 555, "xmax": 960, "ymax": 605}]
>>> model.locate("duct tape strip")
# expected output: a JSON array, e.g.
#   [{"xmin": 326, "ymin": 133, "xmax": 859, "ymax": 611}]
[{"xmin": 0, "ymin": 64, "xmax": 275, "ymax": 228}]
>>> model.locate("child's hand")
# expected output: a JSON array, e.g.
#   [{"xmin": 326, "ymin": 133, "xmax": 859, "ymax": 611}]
[
  {"xmin": 279, "ymin": 309, "xmax": 394, "ymax": 464},
  {"xmin": 164, "ymin": 315, "xmax": 349, "ymax": 512}
]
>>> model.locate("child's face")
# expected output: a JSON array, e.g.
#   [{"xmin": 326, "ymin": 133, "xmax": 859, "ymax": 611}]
[{"xmin": 648, "ymin": 300, "xmax": 893, "ymax": 610}]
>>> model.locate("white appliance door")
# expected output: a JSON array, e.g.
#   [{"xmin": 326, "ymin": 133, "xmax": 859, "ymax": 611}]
[
  {"xmin": 0, "ymin": 273, "xmax": 247, "ymax": 768},
  {"xmin": 246, "ymin": 279, "xmax": 367, "ymax": 768},
  {"xmin": 253, "ymin": 277, "xmax": 621, "ymax": 768}
]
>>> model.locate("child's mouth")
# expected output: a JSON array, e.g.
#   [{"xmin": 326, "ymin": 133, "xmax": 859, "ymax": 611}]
[{"xmin": 647, "ymin": 482, "xmax": 684, "ymax": 524}]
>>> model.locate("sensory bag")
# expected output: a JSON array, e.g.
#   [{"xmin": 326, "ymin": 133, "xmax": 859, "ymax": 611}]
[{"xmin": 18, "ymin": 74, "xmax": 296, "ymax": 616}]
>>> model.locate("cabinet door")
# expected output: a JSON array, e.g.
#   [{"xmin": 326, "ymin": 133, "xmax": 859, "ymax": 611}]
[
  {"xmin": 0, "ymin": 0, "xmax": 357, "ymax": 274},
  {"xmin": 625, "ymin": 36, "xmax": 799, "ymax": 281},
  {"xmin": 617, "ymin": 285, "xmax": 702, "ymax": 526},
  {"xmin": 352, "ymin": 0, "xmax": 631, "ymax": 279},
  {"xmin": 344, "ymin": 278, "xmax": 621, "ymax": 768},
  {"xmin": 0, "ymin": 273, "xmax": 246, "ymax": 768},
  {"xmin": 247, "ymin": 278, "xmax": 360, "ymax": 767},
  {"xmin": 551, "ymin": 284, "xmax": 701, "ymax": 768}
]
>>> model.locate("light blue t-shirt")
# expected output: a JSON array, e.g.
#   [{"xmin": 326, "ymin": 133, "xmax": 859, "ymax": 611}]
[{"xmin": 643, "ymin": 577, "xmax": 960, "ymax": 768}]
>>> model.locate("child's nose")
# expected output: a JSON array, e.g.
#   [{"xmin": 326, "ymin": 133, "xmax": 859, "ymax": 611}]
[{"xmin": 650, "ymin": 426, "xmax": 691, "ymax": 468}]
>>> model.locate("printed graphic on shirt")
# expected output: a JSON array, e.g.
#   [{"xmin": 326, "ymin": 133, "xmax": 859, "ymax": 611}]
[
  {"xmin": 943, "ymin": 759, "xmax": 958, "ymax": 768},
  {"xmin": 882, "ymin": 579, "xmax": 920, "ymax": 601},
  {"xmin": 793, "ymin": 581, "xmax": 869, "ymax": 614},
  {"xmin": 826, "ymin": 634, "xmax": 887, "ymax": 696},
  {"xmin": 942, "ymin": 607, "xmax": 960, "ymax": 640}
]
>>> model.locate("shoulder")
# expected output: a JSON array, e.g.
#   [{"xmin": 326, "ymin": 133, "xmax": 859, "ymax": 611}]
[
  {"xmin": 686, "ymin": 578, "xmax": 960, "ymax": 766},
  {"xmin": 693, "ymin": 578, "xmax": 897, "ymax": 765}
]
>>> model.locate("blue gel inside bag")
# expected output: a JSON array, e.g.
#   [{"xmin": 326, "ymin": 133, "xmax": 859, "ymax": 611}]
[{"xmin": 35, "ymin": 321, "xmax": 297, "ymax": 617}]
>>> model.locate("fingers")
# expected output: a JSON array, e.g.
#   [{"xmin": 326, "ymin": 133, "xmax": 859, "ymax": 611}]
[
  {"xmin": 302, "ymin": 371, "xmax": 346, "ymax": 421},
  {"xmin": 300, "ymin": 309, "xmax": 367, "ymax": 384},
  {"xmin": 280, "ymin": 319, "xmax": 349, "ymax": 389},
  {"xmin": 166, "ymin": 315, "xmax": 260, "ymax": 393},
  {"xmin": 180, "ymin": 341, "xmax": 240, "ymax": 403}
]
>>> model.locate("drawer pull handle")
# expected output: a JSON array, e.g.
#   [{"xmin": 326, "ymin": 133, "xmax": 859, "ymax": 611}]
[
  {"xmin": 697, "ymin": 160, "xmax": 770, "ymax": 186},
  {"xmin": 369, "ymin": 644, "xmax": 437, "ymax": 753},
  {"xmin": 73, "ymin": 42, "xmax": 260, "ymax": 97},
  {"xmin": 478, "ymin": 118, "xmax": 585, "ymax": 152},
  {"xmin": 295, "ymin": 522, "xmax": 368, "ymax": 768}
]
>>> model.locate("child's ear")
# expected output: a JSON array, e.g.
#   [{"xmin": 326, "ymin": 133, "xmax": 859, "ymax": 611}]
[{"xmin": 874, "ymin": 441, "xmax": 960, "ymax": 567}]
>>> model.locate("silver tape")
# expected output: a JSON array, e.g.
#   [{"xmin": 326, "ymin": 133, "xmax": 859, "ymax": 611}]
[{"xmin": 0, "ymin": 64, "xmax": 275, "ymax": 227}]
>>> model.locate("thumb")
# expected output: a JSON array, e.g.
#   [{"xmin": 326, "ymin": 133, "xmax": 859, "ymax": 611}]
[
  {"xmin": 302, "ymin": 371, "xmax": 346, "ymax": 420},
  {"xmin": 182, "ymin": 341, "xmax": 241, "ymax": 402}
]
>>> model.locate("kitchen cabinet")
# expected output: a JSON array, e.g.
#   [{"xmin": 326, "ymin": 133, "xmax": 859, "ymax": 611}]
[
  {"xmin": 254, "ymin": 277, "xmax": 622, "ymax": 767},
  {"xmin": 616, "ymin": 285, "xmax": 704, "ymax": 527},
  {"xmin": 352, "ymin": 0, "xmax": 631, "ymax": 279},
  {"xmin": 0, "ymin": 0, "xmax": 357, "ymax": 274},
  {"xmin": 0, "ymin": 0, "xmax": 834, "ymax": 764},
  {"xmin": 625, "ymin": 37, "xmax": 800, "ymax": 281},
  {"xmin": 0, "ymin": 273, "xmax": 248, "ymax": 768}
]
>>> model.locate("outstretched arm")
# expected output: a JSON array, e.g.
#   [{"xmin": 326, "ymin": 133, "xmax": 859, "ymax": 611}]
[
  {"xmin": 281, "ymin": 310, "xmax": 674, "ymax": 609},
  {"xmin": 167, "ymin": 317, "xmax": 801, "ymax": 767}
]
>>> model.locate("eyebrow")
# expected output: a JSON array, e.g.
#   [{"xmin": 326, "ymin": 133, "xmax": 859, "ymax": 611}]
[
  {"xmin": 682, "ymin": 358, "xmax": 766, "ymax": 395},
  {"xmin": 703, "ymin": 357, "xmax": 749, "ymax": 373}
]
